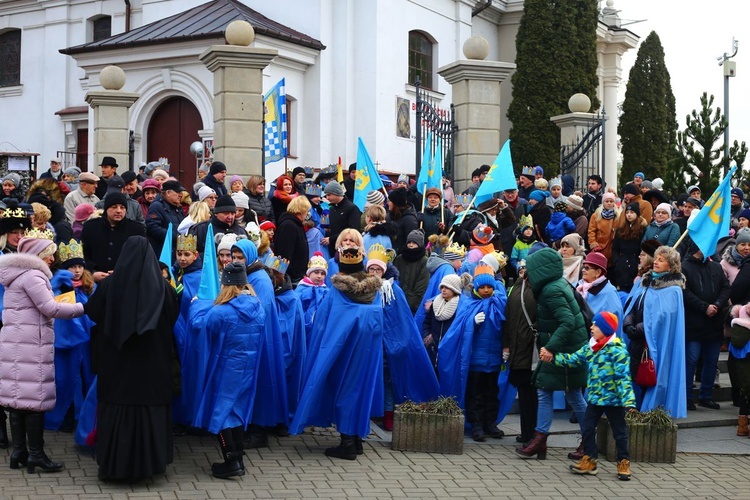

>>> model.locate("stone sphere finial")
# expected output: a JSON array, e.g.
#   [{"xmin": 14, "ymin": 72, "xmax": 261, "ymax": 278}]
[
  {"xmin": 99, "ymin": 65, "xmax": 126, "ymax": 91},
  {"xmin": 606, "ymin": 0, "xmax": 615, "ymax": 7},
  {"xmin": 225, "ymin": 20, "xmax": 255, "ymax": 46},
  {"xmin": 568, "ymin": 93, "xmax": 592, "ymax": 113},
  {"xmin": 463, "ymin": 36, "xmax": 490, "ymax": 60}
]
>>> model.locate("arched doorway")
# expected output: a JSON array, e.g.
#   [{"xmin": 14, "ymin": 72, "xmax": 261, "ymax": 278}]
[{"xmin": 147, "ymin": 96, "xmax": 203, "ymax": 189}]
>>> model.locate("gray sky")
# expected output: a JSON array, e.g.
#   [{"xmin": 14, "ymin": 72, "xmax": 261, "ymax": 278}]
[{"xmin": 619, "ymin": 0, "xmax": 749, "ymax": 165}]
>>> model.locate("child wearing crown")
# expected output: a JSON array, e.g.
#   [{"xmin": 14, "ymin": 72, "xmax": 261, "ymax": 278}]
[
  {"xmin": 439, "ymin": 264, "xmax": 508, "ymax": 442},
  {"xmin": 295, "ymin": 252, "xmax": 329, "ymax": 340},
  {"xmin": 511, "ymin": 215, "xmax": 536, "ymax": 273},
  {"xmin": 46, "ymin": 239, "xmax": 96, "ymax": 432}
]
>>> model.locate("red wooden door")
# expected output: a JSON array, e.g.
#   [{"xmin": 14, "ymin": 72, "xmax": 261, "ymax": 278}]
[
  {"xmin": 76, "ymin": 128, "xmax": 88, "ymax": 172},
  {"xmin": 147, "ymin": 96, "xmax": 202, "ymax": 189}
]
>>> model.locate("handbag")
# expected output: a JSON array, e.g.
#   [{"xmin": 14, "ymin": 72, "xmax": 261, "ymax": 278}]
[{"xmin": 635, "ymin": 348, "xmax": 656, "ymax": 387}]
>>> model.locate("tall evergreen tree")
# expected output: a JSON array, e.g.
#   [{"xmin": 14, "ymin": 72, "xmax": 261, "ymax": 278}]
[
  {"xmin": 618, "ymin": 31, "xmax": 678, "ymax": 187},
  {"xmin": 507, "ymin": 0, "xmax": 600, "ymax": 177}
]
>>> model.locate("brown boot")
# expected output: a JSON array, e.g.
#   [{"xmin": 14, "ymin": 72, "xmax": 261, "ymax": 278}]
[
  {"xmin": 514, "ymin": 431, "xmax": 547, "ymax": 460},
  {"xmin": 616, "ymin": 459, "xmax": 631, "ymax": 481},
  {"xmin": 567, "ymin": 441, "xmax": 584, "ymax": 460},
  {"xmin": 569, "ymin": 455, "xmax": 598, "ymax": 475},
  {"xmin": 738, "ymin": 415, "xmax": 749, "ymax": 437}
]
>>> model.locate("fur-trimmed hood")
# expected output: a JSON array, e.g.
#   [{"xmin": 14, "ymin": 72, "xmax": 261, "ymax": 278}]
[
  {"xmin": 331, "ymin": 272, "xmax": 382, "ymax": 304},
  {"xmin": 0, "ymin": 252, "xmax": 53, "ymax": 287},
  {"xmin": 641, "ymin": 271, "xmax": 686, "ymax": 290}
]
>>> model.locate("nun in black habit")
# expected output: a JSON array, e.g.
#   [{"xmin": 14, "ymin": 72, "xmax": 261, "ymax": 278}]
[{"xmin": 85, "ymin": 236, "xmax": 179, "ymax": 482}]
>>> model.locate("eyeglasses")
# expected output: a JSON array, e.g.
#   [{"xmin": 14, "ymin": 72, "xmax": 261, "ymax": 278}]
[{"xmin": 582, "ymin": 265, "xmax": 593, "ymax": 271}]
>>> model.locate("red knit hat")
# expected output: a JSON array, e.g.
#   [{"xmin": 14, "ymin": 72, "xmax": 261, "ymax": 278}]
[{"xmin": 593, "ymin": 311, "xmax": 618, "ymax": 336}]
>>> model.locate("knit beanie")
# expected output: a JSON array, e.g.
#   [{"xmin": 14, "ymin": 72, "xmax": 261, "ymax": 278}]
[
  {"xmin": 655, "ymin": 202, "xmax": 672, "ymax": 214},
  {"xmin": 152, "ymin": 169, "xmax": 169, "ymax": 181},
  {"xmin": 439, "ymin": 274, "xmax": 462, "ymax": 295},
  {"xmin": 634, "ymin": 172, "xmax": 645, "ymax": 180},
  {"xmin": 292, "ymin": 166, "xmax": 306, "ymax": 179},
  {"xmin": 231, "ymin": 191, "xmax": 250, "ymax": 209},
  {"xmin": 17, "ymin": 236, "xmax": 57, "ymax": 258},
  {"xmin": 406, "ymin": 229, "xmax": 425, "ymax": 248},
  {"xmin": 527, "ymin": 241, "xmax": 548, "ymax": 256},
  {"xmin": 2, "ymin": 173, "xmax": 21, "ymax": 187},
  {"xmin": 623, "ymin": 184, "xmax": 640, "ymax": 196},
  {"xmin": 214, "ymin": 195, "xmax": 236, "ymax": 214},
  {"xmin": 602, "ymin": 192, "xmax": 616, "ymax": 202},
  {"xmin": 472, "ymin": 224, "xmax": 494, "ymax": 245},
  {"xmin": 216, "ymin": 233, "xmax": 239, "ymax": 254},
  {"xmin": 738, "ymin": 209, "xmax": 750, "ymax": 221},
  {"xmin": 473, "ymin": 264, "xmax": 495, "ymax": 290},
  {"xmin": 554, "ymin": 200, "xmax": 567, "ymax": 213},
  {"xmin": 480, "ymin": 252, "xmax": 505, "ymax": 273},
  {"xmin": 625, "ymin": 201, "xmax": 640, "ymax": 216},
  {"xmin": 388, "ymin": 187, "xmax": 408, "ymax": 207},
  {"xmin": 210, "ymin": 161, "xmax": 227, "ymax": 176},
  {"xmin": 652, "ymin": 178, "xmax": 664, "ymax": 190},
  {"xmin": 103, "ymin": 192, "xmax": 129, "ymax": 211},
  {"xmin": 221, "ymin": 262, "xmax": 248, "ymax": 286},
  {"xmin": 229, "ymin": 175, "xmax": 243, "ymax": 187},
  {"xmin": 736, "ymin": 228, "xmax": 750, "ymax": 245},
  {"xmin": 732, "ymin": 187, "xmax": 744, "ymax": 201},
  {"xmin": 324, "ymin": 181, "xmax": 344, "ymax": 197},
  {"xmin": 561, "ymin": 233, "xmax": 583, "ymax": 254},
  {"xmin": 198, "ymin": 185, "xmax": 216, "ymax": 201},
  {"xmin": 307, "ymin": 251, "xmax": 328, "ymax": 276},
  {"xmin": 259, "ymin": 220, "xmax": 276, "ymax": 232},
  {"xmin": 64, "ymin": 166, "xmax": 81, "ymax": 178},
  {"xmin": 566, "ymin": 194, "xmax": 584, "ymax": 210},
  {"xmin": 593, "ymin": 311, "xmax": 618, "ymax": 337},
  {"xmin": 640, "ymin": 239, "xmax": 662, "ymax": 257},
  {"xmin": 365, "ymin": 190, "xmax": 385, "ymax": 207},
  {"xmin": 529, "ymin": 190, "xmax": 548, "ymax": 203}
]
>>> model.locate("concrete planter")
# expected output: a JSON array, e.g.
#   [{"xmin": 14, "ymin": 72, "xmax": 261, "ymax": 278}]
[
  {"xmin": 391, "ymin": 410, "xmax": 464, "ymax": 454},
  {"xmin": 597, "ymin": 420, "xmax": 677, "ymax": 463}
]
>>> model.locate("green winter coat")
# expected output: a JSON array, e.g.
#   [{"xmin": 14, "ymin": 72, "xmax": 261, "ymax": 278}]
[
  {"xmin": 526, "ymin": 248, "xmax": 588, "ymax": 391},
  {"xmin": 393, "ymin": 254, "xmax": 430, "ymax": 314}
]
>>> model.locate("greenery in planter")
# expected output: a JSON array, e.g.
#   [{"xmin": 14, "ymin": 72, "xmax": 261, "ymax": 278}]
[
  {"xmin": 598, "ymin": 406, "xmax": 677, "ymax": 463},
  {"xmin": 392, "ymin": 397, "xmax": 464, "ymax": 454},
  {"xmin": 624, "ymin": 406, "xmax": 674, "ymax": 427},
  {"xmin": 396, "ymin": 397, "xmax": 463, "ymax": 415}
]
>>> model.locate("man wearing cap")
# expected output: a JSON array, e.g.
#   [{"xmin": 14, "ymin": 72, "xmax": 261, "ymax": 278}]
[
  {"xmin": 633, "ymin": 172, "xmax": 645, "ymax": 189},
  {"xmin": 95, "ymin": 176, "xmax": 145, "ymax": 226},
  {"xmin": 322, "ymin": 181, "xmax": 361, "ymax": 256},
  {"xmin": 420, "ymin": 187, "xmax": 454, "ymax": 243},
  {"xmin": 291, "ymin": 167, "xmax": 308, "ymax": 196},
  {"xmin": 81, "ymin": 192, "xmax": 146, "ymax": 280},
  {"xmin": 146, "ymin": 180, "xmax": 186, "ymax": 256},
  {"xmin": 95, "ymin": 156, "xmax": 118, "ymax": 199},
  {"xmin": 189, "ymin": 195, "xmax": 247, "ymax": 254},
  {"xmin": 462, "ymin": 165, "xmax": 491, "ymax": 196},
  {"xmin": 343, "ymin": 163, "xmax": 357, "ymax": 201},
  {"xmin": 583, "ymin": 175, "xmax": 603, "ymax": 216},
  {"xmin": 687, "ymin": 185, "xmax": 704, "ymax": 207},
  {"xmin": 40, "ymin": 157, "xmax": 63, "ymax": 181},
  {"xmin": 203, "ymin": 161, "xmax": 228, "ymax": 197},
  {"xmin": 731, "ymin": 188, "xmax": 747, "ymax": 230},
  {"xmin": 64, "ymin": 172, "xmax": 100, "ymax": 224},
  {"xmin": 121, "ymin": 170, "xmax": 141, "ymax": 200}
]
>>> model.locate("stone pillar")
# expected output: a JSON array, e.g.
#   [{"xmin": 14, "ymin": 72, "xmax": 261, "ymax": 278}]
[
  {"xmin": 85, "ymin": 66, "xmax": 139, "ymax": 175},
  {"xmin": 199, "ymin": 21, "xmax": 277, "ymax": 177},
  {"xmin": 438, "ymin": 36, "xmax": 516, "ymax": 193},
  {"xmin": 551, "ymin": 94, "xmax": 600, "ymax": 187}
]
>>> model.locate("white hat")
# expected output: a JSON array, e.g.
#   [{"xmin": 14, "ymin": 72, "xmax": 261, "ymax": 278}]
[
  {"xmin": 198, "ymin": 185, "xmax": 216, "ymax": 202},
  {"xmin": 231, "ymin": 191, "xmax": 250, "ymax": 209},
  {"xmin": 439, "ymin": 274, "xmax": 462, "ymax": 295},
  {"xmin": 216, "ymin": 233, "xmax": 239, "ymax": 253}
]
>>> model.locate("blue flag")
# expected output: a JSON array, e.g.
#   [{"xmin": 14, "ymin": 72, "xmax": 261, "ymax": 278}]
[
  {"xmin": 473, "ymin": 140, "xmax": 517, "ymax": 206},
  {"xmin": 196, "ymin": 224, "xmax": 220, "ymax": 300},
  {"xmin": 159, "ymin": 223, "xmax": 174, "ymax": 280},
  {"xmin": 353, "ymin": 137, "xmax": 385, "ymax": 211},
  {"xmin": 416, "ymin": 131, "xmax": 433, "ymax": 193},
  {"xmin": 263, "ymin": 78, "xmax": 288, "ymax": 165},
  {"xmin": 687, "ymin": 165, "xmax": 736, "ymax": 259}
]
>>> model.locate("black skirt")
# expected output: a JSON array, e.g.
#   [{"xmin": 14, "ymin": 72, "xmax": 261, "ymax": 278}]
[{"xmin": 96, "ymin": 402, "xmax": 173, "ymax": 481}]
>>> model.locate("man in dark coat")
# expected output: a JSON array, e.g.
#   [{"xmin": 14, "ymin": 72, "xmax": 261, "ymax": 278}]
[
  {"xmin": 682, "ymin": 248, "xmax": 730, "ymax": 410},
  {"xmin": 583, "ymin": 175, "xmax": 603, "ymax": 216},
  {"xmin": 39, "ymin": 157, "xmax": 63, "ymax": 181},
  {"xmin": 95, "ymin": 156, "xmax": 119, "ymax": 199},
  {"xmin": 343, "ymin": 163, "xmax": 356, "ymax": 201},
  {"xmin": 323, "ymin": 181, "xmax": 361, "ymax": 255},
  {"xmin": 80, "ymin": 192, "xmax": 146, "ymax": 281},
  {"xmin": 189, "ymin": 195, "xmax": 247, "ymax": 254},
  {"xmin": 146, "ymin": 180, "xmax": 186, "ymax": 257},
  {"xmin": 203, "ymin": 161, "xmax": 228, "ymax": 197}
]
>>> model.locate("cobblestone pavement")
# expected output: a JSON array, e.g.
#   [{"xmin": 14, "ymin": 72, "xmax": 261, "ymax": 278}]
[{"xmin": 0, "ymin": 425, "xmax": 748, "ymax": 500}]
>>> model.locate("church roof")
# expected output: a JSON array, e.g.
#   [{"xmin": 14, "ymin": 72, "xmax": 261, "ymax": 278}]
[{"xmin": 60, "ymin": 0, "xmax": 324, "ymax": 55}]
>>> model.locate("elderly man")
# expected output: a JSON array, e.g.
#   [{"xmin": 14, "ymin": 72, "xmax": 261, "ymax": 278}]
[
  {"xmin": 80, "ymin": 192, "xmax": 146, "ymax": 281},
  {"xmin": 189, "ymin": 195, "xmax": 247, "ymax": 254},
  {"xmin": 146, "ymin": 179, "xmax": 186, "ymax": 256},
  {"xmin": 64, "ymin": 172, "xmax": 100, "ymax": 224},
  {"xmin": 122, "ymin": 170, "xmax": 141, "ymax": 199},
  {"xmin": 518, "ymin": 168, "xmax": 536, "ymax": 201},
  {"xmin": 95, "ymin": 176, "xmax": 145, "ymax": 225},
  {"xmin": 40, "ymin": 157, "xmax": 63, "ymax": 180}
]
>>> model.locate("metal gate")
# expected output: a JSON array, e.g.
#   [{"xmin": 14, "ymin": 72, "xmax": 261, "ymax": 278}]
[
  {"xmin": 415, "ymin": 80, "xmax": 457, "ymax": 184},
  {"xmin": 560, "ymin": 112, "xmax": 605, "ymax": 188}
]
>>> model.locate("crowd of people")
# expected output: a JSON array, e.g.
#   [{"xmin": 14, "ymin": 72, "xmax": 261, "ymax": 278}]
[{"xmin": 0, "ymin": 156, "xmax": 747, "ymax": 484}]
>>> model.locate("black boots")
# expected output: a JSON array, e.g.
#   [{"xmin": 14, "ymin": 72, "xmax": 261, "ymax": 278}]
[
  {"xmin": 325, "ymin": 434, "xmax": 357, "ymax": 460},
  {"xmin": 25, "ymin": 412, "xmax": 63, "ymax": 473},
  {"xmin": 8, "ymin": 411, "xmax": 27, "ymax": 469},
  {"xmin": 0, "ymin": 409, "xmax": 8, "ymax": 449},
  {"xmin": 243, "ymin": 424, "xmax": 269, "ymax": 449},
  {"xmin": 212, "ymin": 427, "xmax": 245, "ymax": 479}
]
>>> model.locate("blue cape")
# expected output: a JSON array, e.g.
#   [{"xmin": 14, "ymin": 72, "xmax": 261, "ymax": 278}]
[
  {"xmin": 171, "ymin": 266, "xmax": 203, "ymax": 425},
  {"xmin": 413, "ymin": 261, "xmax": 456, "ymax": 330},
  {"xmin": 275, "ymin": 289, "xmax": 307, "ymax": 418},
  {"xmin": 179, "ymin": 298, "xmax": 214, "ymax": 425},
  {"xmin": 382, "ymin": 282, "xmax": 440, "ymax": 404},
  {"xmin": 74, "ymin": 376, "xmax": 98, "ymax": 447},
  {"xmin": 586, "ymin": 281, "xmax": 624, "ymax": 336},
  {"xmin": 193, "ymin": 294, "xmax": 265, "ymax": 433},
  {"xmin": 248, "ymin": 268, "xmax": 289, "ymax": 426},
  {"xmin": 290, "ymin": 286, "xmax": 383, "ymax": 438},
  {"xmin": 50, "ymin": 270, "xmax": 95, "ymax": 348},
  {"xmin": 294, "ymin": 283, "xmax": 328, "ymax": 343},
  {"xmin": 624, "ymin": 279, "xmax": 687, "ymax": 418},
  {"xmin": 306, "ymin": 226, "xmax": 330, "ymax": 261}
]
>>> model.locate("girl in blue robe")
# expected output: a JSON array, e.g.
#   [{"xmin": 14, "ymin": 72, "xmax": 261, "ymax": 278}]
[
  {"xmin": 294, "ymin": 252, "xmax": 329, "ymax": 345},
  {"xmin": 414, "ymin": 252, "xmax": 457, "ymax": 330}
]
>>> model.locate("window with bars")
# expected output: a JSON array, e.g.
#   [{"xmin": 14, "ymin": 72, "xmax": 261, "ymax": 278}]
[
  {"xmin": 0, "ymin": 30, "xmax": 21, "ymax": 87},
  {"xmin": 408, "ymin": 31, "xmax": 433, "ymax": 89},
  {"xmin": 93, "ymin": 16, "xmax": 111, "ymax": 42}
]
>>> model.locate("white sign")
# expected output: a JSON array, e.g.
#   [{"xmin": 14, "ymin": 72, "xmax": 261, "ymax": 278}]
[{"xmin": 8, "ymin": 156, "xmax": 28, "ymax": 171}]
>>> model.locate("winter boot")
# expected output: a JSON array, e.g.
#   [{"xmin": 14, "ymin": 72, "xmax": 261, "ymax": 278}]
[
  {"xmin": 325, "ymin": 434, "xmax": 357, "ymax": 460},
  {"xmin": 569, "ymin": 455, "xmax": 598, "ymax": 475},
  {"xmin": 212, "ymin": 429, "xmax": 244, "ymax": 479},
  {"xmin": 383, "ymin": 411, "xmax": 394, "ymax": 431},
  {"xmin": 567, "ymin": 441, "xmax": 585, "ymax": 460},
  {"xmin": 483, "ymin": 423, "xmax": 504, "ymax": 439},
  {"xmin": 25, "ymin": 412, "xmax": 63, "ymax": 473},
  {"xmin": 354, "ymin": 436, "xmax": 364, "ymax": 456},
  {"xmin": 471, "ymin": 423, "xmax": 486, "ymax": 442},
  {"xmin": 243, "ymin": 424, "xmax": 269, "ymax": 449},
  {"xmin": 8, "ymin": 411, "xmax": 27, "ymax": 470},
  {"xmin": 231, "ymin": 426, "xmax": 246, "ymax": 472},
  {"xmin": 0, "ymin": 409, "xmax": 8, "ymax": 449},
  {"xmin": 514, "ymin": 431, "xmax": 548, "ymax": 460},
  {"xmin": 737, "ymin": 415, "xmax": 749, "ymax": 436},
  {"xmin": 616, "ymin": 458, "xmax": 631, "ymax": 481}
]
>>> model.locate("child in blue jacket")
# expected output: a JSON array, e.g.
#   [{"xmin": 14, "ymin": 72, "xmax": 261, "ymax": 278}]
[{"xmin": 546, "ymin": 201, "xmax": 576, "ymax": 247}]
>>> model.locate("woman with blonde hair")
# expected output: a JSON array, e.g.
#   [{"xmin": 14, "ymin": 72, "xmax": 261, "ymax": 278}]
[
  {"xmin": 363, "ymin": 204, "xmax": 396, "ymax": 252},
  {"xmin": 275, "ymin": 196, "xmax": 312, "ymax": 284},
  {"xmin": 324, "ymin": 229, "xmax": 366, "ymax": 284},
  {"xmin": 177, "ymin": 201, "xmax": 211, "ymax": 236}
]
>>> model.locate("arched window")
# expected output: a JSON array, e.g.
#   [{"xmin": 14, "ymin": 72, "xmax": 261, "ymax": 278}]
[
  {"xmin": 408, "ymin": 31, "xmax": 434, "ymax": 89},
  {"xmin": 0, "ymin": 29, "xmax": 21, "ymax": 87},
  {"xmin": 92, "ymin": 16, "xmax": 112, "ymax": 42}
]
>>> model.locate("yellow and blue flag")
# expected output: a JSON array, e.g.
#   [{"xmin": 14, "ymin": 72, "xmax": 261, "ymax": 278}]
[
  {"xmin": 473, "ymin": 140, "xmax": 517, "ymax": 206},
  {"xmin": 354, "ymin": 137, "xmax": 385, "ymax": 211},
  {"xmin": 263, "ymin": 78, "xmax": 288, "ymax": 165},
  {"xmin": 416, "ymin": 133, "xmax": 444, "ymax": 194},
  {"xmin": 687, "ymin": 165, "xmax": 736, "ymax": 259}
]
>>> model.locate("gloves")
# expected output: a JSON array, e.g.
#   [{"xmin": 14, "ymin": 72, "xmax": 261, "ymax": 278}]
[
  {"xmin": 502, "ymin": 350, "xmax": 510, "ymax": 362},
  {"xmin": 380, "ymin": 278, "xmax": 395, "ymax": 307},
  {"xmin": 474, "ymin": 312, "xmax": 486, "ymax": 325},
  {"xmin": 416, "ymin": 212, "xmax": 425, "ymax": 223}
]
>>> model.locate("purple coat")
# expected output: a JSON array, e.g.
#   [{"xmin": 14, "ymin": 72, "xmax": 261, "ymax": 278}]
[{"xmin": 0, "ymin": 253, "xmax": 84, "ymax": 411}]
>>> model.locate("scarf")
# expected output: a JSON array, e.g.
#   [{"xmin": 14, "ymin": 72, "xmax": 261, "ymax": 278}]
[
  {"xmin": 651, "ymin": 270, "xmax": 669, "ymax": 279},
  {"xmin": 401, "ymin": 246, "xmax": 426, "ymax": 262},
  {"xmin": 274, "ymin": 189, "xmax": 298, "ymax": 204},
  {"xmin": 733, "ymin": 247, "xmax": 750, "ymax": 268},
  {"xmin": 471, "ymin": 243, "xmax": 496, "ymax": 256},
  {"xmin": 432, "ymin": 294, "xmax": 459, "ymax": 321},
  {"xmin": 576, "ymin": 275, "xmax": 606, "ymax": 299},
  {"xmin": 652, "ymin": 218, "xmax": 672, "ymax": 228},
  {"xmin": 590, "ymin": 333, "xmax": 615, "ymax": 352},
  {"xmin": 299, "ymin": 276, "xmax": 324, "ymax": 287},
  {"xmin": 562, "ymin": 255, "xmax": 583, "ymax": 284},
  {"xmin": 600, "ymin": 208, "xmax": 616, "ymax": 220},
  {"xmin": 72, "ymin": 279, "xmax": 83, "ymax": 289}
]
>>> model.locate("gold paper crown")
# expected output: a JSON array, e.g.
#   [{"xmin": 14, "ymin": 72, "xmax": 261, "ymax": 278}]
[
  {"xmin": 367, "ymin": 243, "xmax": 390, "ymax": 264},
  {"xmin": 518, "ymin": 214, "xmax": 533, "ymax": 229},
  {"xmin": 307, "ymin": 252, "xmax": 328, "ymax": 272},
  {"xmin": 444, "ymin": 242, "xmax": 466, "ymax": 259},
  {"xmin": 488, "ymin": 250, "xmax": 508, "ymax": 270},
  {"xmin": 24, "ymin": 227, "xmax": 55, "ymax": 240},
  {"xmin": 263, "ymin": 253, "xmax": 290, "ymax": 274},
  {"xmin": 339, "ymin": 247, "xmax": 364, "ymax": 265},
  {"xmin": 58, "ymin": 239, "xmax": 84, "ymax": 263},
  {"xmin": 176, "ymin": 234, "xmax": 197, "ymax": 252},
  {"xmin": 2, "ymin": 206, "xmax": 26, "ymax": 219}
]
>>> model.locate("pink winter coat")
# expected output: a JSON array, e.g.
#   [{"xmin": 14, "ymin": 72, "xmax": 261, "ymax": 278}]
[{"xmin": 0, "ymin": 252, "xmax": 84, "ymax": 411}]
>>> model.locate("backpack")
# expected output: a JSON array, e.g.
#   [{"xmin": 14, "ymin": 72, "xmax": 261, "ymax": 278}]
[{"xmin": 569, "ymin": 283, "xmax": 595, "ymax": 334}]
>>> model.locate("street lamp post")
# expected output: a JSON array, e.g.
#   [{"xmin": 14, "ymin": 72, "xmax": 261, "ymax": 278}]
[{"xmin": 718, "ymin": 38, "xmax": 738, "ymax": 177}]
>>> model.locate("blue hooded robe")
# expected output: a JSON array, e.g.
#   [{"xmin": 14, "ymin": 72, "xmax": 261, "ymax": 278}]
[
  {"xmin": 413, "ymin": 257, "xmax": 456, "ymax": 330},
  {"xmin": 294, "ymin": 282, "xmax": 328, "ymax": 343},
  {"xmin": 584, "ymin": 279, "xmax": 624, "ymax": 336},
  {"xmin": 275, "ymin": 288, "xmax": 307, "ymax": 419}
]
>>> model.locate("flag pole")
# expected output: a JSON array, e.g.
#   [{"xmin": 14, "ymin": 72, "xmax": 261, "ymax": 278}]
[
  {"xmin": 440, "ymin": 185, "xmax": 445, "ymax": 225},
  {"xmin": 420, "ymin": 183, "xmax": 427, "ymax": 229},
  {"xmin": 672, "ymin": 229, "xmax": 689, "ymax": 249}
]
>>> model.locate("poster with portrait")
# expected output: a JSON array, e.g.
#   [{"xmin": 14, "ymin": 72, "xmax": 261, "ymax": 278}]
[{"xmin": 396, "ymin": 97, "xmax": 410, "ymax": 138}]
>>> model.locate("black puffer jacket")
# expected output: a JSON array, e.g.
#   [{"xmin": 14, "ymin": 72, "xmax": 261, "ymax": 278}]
[
  {"xmin": 248, "ymin": 192, "xmax": 274, "ymax": 223},
  {"xmin": 274, "ymin": 212, "xmax": 309, "ymax": 284},
  {"xmin": 682, "ymin": 255, "xmax": 730, "ymax": 342},
  {"xmin": 389, "ymin": 204, "xmax": 419, "ymax": 255}
]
